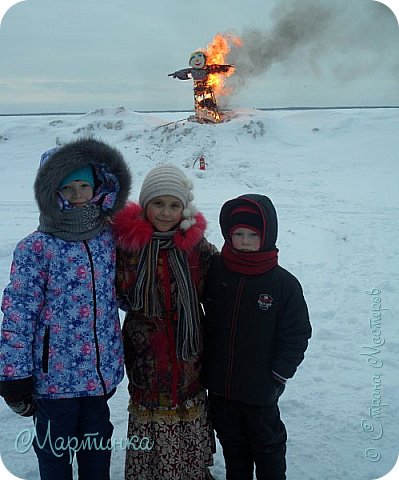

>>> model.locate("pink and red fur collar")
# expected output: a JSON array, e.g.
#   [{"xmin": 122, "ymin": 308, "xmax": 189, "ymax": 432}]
[{"xmin": 112, "ymin": 202, "xmax": 207, "ymax": 253}]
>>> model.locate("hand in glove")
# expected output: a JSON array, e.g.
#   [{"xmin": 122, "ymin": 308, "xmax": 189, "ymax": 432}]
[
  {"xmin": 266, "ymin": 372, "xmax": 286, "ymax": 405},
  {"xmin": 4, "ymin": 394, "xmax": 36, "ymax": 417}
]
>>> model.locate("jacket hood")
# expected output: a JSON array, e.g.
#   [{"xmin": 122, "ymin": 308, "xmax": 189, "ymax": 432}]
[
  {"xmin": 112, "ymin": 202, "xmax": 207, "ymax": 253},
  {"xmin": 34, "ymin": 137, "xmax": 132, "ymax": 220},
  {"xmin": 219, "ymin": 194, "xmax": 278, "ymax": 252}
]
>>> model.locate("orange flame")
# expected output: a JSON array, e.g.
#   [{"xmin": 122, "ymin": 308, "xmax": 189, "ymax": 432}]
[{"xmin": 202, "ymin": 33, "xmax": 242, "ymax": 96}]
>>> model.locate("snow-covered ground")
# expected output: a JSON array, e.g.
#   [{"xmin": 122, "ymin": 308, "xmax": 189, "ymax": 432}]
[{"xmin": 0, "ymin": 106, "xmax": 398, "ymax": 479}]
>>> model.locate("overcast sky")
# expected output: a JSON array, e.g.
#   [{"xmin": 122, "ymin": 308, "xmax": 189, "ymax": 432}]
[{"xmin": 0, "ymin": 0, "xmax": 398, "ymax": 114}]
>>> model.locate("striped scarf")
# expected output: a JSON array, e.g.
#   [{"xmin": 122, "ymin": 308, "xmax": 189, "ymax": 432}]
[{"xmin": 131, "ymin": 231, "xmax": 201, "ymax": 361}]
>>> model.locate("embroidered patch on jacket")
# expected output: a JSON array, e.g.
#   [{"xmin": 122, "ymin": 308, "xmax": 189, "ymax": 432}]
[{"xmin": 258, "ymin": 293, "xmax": 273, "ymax": 311}]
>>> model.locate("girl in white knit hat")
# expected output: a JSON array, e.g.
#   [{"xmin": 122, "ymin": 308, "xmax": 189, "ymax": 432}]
[{"xmin": 112, "ymin": 164, "xmax": 216, "ymax": 480}]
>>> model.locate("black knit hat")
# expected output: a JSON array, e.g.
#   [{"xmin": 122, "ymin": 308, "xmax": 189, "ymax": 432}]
[{"xmin": 227, "ymin": 204, "xmax": 263, "ymax": 239}]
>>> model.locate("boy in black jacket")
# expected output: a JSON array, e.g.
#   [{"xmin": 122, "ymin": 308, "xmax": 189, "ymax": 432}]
[{"xmin": 203, "ymin": 194, "xmax": 311, "ymax": 480}]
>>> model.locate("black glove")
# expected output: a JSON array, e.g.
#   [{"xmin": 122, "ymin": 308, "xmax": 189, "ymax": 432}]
[
  {"xmin": 265, "ymin": 375, "xmax": 286, "ymax": 405},
  {"xmin": 272, "ymin": 377, "xmax": 286, "ymax": 400},
  {"xmin": 4, "ymin": 394, "xmax": 36, "ymax": 417},
  {"xmin": 105, "ymin": 387, "xmax": 116, "ymax": 401}
]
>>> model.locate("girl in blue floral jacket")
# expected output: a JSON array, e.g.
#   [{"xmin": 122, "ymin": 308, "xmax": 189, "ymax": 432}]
[{"xmin": 0, "ymin": 138, "xmax": 131, "ymax": 480}]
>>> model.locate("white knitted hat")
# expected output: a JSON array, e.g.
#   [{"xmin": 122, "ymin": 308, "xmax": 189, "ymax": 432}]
[{"xmin": 139, "ymin": 164, "xmax": 197, "ymax": 230}]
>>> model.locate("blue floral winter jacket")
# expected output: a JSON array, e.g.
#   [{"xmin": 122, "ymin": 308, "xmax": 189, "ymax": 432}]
[
  {"xmin": 0, "ymin": 138, "xmax": 131, "ymax": 401},
  {"xmin": 0, "ymin": 227, "xmax": 124, "ymax": 399}
]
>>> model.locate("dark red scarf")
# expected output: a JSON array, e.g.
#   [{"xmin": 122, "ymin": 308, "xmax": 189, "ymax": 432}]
[{"xmin": 221, "ymin": 243, "xmax": 278, "ymax": 275}]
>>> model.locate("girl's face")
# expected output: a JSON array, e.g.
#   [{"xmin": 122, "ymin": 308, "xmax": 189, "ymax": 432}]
[
  {"xmin": 146, "ymin": 195, "xmax": 184, "ymax": 232},
  {"xmin": 59, "ymin": 180, "xmax": 94, "ymax": 208},
  {"xmin": 231, "ymin": 227, "xmax": 261, "ymax": 252}
]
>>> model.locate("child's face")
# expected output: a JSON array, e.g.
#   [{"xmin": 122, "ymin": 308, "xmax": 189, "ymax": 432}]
[
  {"xmin": 231, "ymin": 227, "xmax": 261, "ymax": 252},
  {"xmin": 146, "ymin": 195, "xmax": 184, "ymax": 232},
  {"xmin": 59, "ymin": 180, "xmax": 94, "ymax": 208}
]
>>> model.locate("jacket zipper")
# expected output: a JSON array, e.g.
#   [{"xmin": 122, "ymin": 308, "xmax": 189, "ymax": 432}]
[
  {"xmin": 83, "ymin": 240, "xmax": 107, "ymax": 396},
  {"xmin": 42, "ymin": 325, "xmax": 50, "ymax": 373},
  {"xmin": 225, "ymin": 277, "xmax": 245, "ymax": 398}
]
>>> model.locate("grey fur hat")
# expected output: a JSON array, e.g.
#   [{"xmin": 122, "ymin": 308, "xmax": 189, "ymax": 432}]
[{"xmin": 34, "ymin": 137, "xmax": 132, "ymax": 221}]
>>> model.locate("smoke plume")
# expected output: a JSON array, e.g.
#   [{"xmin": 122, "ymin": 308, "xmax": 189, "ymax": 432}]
[{"xmin": 225, "ymin": 0, "xmax": 399, "ymax": 95}]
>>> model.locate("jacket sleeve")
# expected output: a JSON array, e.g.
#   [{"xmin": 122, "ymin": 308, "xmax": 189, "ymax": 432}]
[
  {"xmin": 168, "ymin": 68, "xmax": 192, "ymax": 80},
  {"xmin": 0, "ymin": 235, "xmax": 49, "ymax": 396},
  {"xmin": 271, "ymin": 274, "xmax": 312, "ymax": 380},
  {"xmin": 115, "ymin": 248, "xmax": 137, "ymax": 311},
  {"xmin": 196, "ymin": 238, "xmax": 218, "ymax": 301},
  {"xmin": 207, "ymin": 64, "xmax": 233, "ymax": 74}
]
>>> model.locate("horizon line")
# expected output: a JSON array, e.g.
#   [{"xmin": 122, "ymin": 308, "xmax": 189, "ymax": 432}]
[{"xmin": 1, "ymin": 105, "xmax": 399, "ymax": 117}]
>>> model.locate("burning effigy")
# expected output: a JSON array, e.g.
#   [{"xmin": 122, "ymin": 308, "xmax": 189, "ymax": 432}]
[{"xmin": 169, "ymin": 34, "xmax": 241, "ymax": 123}]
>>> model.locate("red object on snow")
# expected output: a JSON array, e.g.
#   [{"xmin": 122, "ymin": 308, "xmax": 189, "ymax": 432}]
[{"xmin": 199, "ymin": 156, "xmax": 206, "ymax": 170}]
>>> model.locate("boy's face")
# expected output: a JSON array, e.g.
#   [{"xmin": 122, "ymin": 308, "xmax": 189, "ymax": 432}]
[
  {"xmin": 231, "ymin": 227, "xmax": 261, "ymax": 252},
  {"xmin": 59, "ymin": 180, "xmax": 94, "ymax": 208},
  {"xmin": 146, "ymin": 195, "xmax": 184, "ymax": 232}
]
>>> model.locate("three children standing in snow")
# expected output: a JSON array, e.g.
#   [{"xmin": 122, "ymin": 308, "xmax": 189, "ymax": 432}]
[{"xmin": 1, "ymin": 144, "xmax": 311, "ymax": 480}]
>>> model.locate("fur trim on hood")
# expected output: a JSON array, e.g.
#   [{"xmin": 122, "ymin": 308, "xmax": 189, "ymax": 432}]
[
  {"xmin": 34, "ymin": 137, "xmax": 132, "ymax": 220},
  {"xmin": 112, "ymin": 202, "xmax": 207, "ymax": 253}
]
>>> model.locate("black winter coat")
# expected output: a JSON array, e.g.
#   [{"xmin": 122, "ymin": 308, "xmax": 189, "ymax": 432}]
[{"xmin": 203, "ymin": 255, "xmax": 311, "ymax": 406}]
